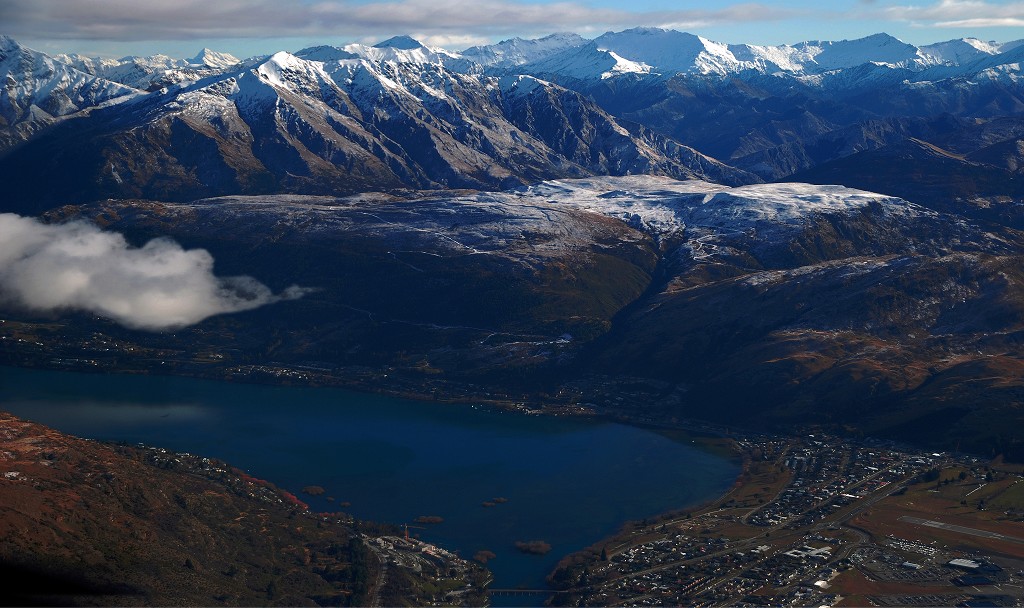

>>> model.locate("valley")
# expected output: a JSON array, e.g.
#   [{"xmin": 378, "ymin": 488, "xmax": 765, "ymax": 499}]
[
  {"xmin": 2, "ymin": 176, "xmax": 1022, "ymax": 457},
  {"xmin": 3, "ymin": 23, "xmax": 1024, "ymax": 607}
]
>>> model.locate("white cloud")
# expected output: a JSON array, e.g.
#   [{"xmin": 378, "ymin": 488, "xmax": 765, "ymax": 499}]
[
  {"xmin": 413, "ymin": 33, "xmax": 493, "ymax": 50},
  {"xmin": 0, "ymin": 0, "xmax": 796, "ymax": 41},
  {"xmin": 877, "ymin": 0, "xmax": 1024, "ymax": 28},
  {"xmin": 932, "ymin": 17, "xmax": 1024, "ymax": 27},
  {"xmin": 0, "ymin": 214, "xmax": 308, "ymax": 331}
]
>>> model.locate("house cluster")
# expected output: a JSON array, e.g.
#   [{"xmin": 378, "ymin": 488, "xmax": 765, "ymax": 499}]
[
  {"xmin": 748, "ymin": 440, "xmax": 927, "ymax": 528},
  {"xmin": 556, "ymin": 433, "xmax": 962, "ymax": 607}
]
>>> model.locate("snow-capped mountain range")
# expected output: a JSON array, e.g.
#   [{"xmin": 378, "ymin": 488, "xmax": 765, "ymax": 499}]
[
  {"xmin": 53, "ymin": 47, "xmax": 241, "ymax": 91},
  {"xmin": 3, "ymin": 29, "xmax": 1024, "ymax": 456},
  {"xmin": 24, "ymin": 27, "xmax": 1024, "ymax": 93},
  {"xmin": 2, "ymin": 28, "xmax": 1024, "ymax": 210},
  {"xmin": 292, "ymin": 28, "xmax": 1023, "ymax": 80},
  {"xmin": 0, "ymin": 35, "xmax": 138, "ymax": 149}
]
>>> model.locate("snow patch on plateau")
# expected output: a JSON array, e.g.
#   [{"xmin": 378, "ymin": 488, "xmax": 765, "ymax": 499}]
[
  {"xmin": 515, "ymin": 176, "xmax": 917, "ymax": 235},
  {"xmin": 739, "ymin": 257, "xmax": 893, "ymax": 288}
]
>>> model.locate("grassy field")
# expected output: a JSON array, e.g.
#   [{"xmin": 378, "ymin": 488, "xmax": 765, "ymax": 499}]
[
  {"xmin": 830, "ymin": 568, "xmax": 963, "ymax": 598},
  {"xmin": 849, "ymin": 467, "xmax": 1024, "ymax": 559},
  {"xmin": 988, "ymin": 479, "xmax": 1024, "ymax": 512}
]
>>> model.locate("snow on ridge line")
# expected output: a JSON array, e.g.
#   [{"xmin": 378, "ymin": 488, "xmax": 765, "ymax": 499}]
[
  {"xmin": 601, "ymin": 51, "xmax": 652, "ymax": 78},
  {"xmin": 508, "ymin": 176, "xmax": 917, "ymax": 234},
  {"xmin": 462, "ymin": 33, "xmax": 588, "ymax": 68},
  {"xmin": 498, "ymin": 74, "xmax": 551, "ymax": 95},
  {"xmin": 171, "ymin": 177, "xmax": 911, "ymax": 234}
]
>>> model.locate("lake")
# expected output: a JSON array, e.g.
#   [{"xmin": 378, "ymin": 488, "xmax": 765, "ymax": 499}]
[{"xmin": 0, "ymin": 366, "xmax": 739, "ymax": 598}]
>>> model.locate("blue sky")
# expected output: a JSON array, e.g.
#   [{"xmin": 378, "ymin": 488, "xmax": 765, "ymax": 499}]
[{"xmin": 3, "ymin": 0, "xmax": 1024, "ymax": 59}]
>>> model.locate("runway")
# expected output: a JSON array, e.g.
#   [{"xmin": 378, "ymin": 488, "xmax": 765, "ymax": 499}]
[{"xmin": 900, "ymin": 516, "xmax": 1024, "ymax": 544}]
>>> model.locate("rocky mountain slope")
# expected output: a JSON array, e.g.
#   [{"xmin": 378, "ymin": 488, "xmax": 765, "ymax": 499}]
[
  {"xmin": 0, "ymin": 36, "xmax": 754, "ymax": 212},
  {"xmin": 793, "ymin": 136, "xmax": 1024, "ymax": 226},
  {"xmin": 0, "ymin": 412, "xmax": 486, "ymax": 606},
  {"xmin": 55, "ymin": 47, "xmax": 241, "ymax": 92},
  {"xmin": 0, "ymin": 36, "xmax": 138, "ymax": 153},
  {"xmin": 4, "ymin": 28, "xmax": 1024, "ymax": 211}
]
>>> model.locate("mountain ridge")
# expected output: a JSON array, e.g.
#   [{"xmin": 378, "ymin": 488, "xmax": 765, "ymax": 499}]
[
  {"xmin": 3, "ymin": 30, "xmax": 1024, "ymax": 456},
  {"xmin": 0, "ymin": 35, "xmax": 758, "ymax": 211},
  {"xmin": 4, "ymin": 28, "xmax": 1022, "ymax": 207}
]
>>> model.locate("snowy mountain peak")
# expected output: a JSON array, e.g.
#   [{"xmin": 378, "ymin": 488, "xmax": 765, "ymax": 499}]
[
  {"xmin": 509, "ymin": 28, "xmax": 951, "ymax": 81},
  {"xmin": 266, "ymin": 50, "xmax": 302, "ymax": 65},
  {"xmin": 294, "ymin": 45, "xmax": 358, "ymax": 62},
  {"xmin": 190, "ymin": 48, "xmax": 240, "ymax": 69},
  {"xmin": 373, "ymin": 35, "xmax": 424, "ymax": 50},
  {"xmin": 0, "ymin": 34, "xmax": 18, "ymax": 52},
  {"xmin": 607, "ymin": 26, "xmax": 678, "ymax": 38},
  {"xmin": 498, "ymin": 73, "xmax": 550, "ymax": 96},
  {"xmin": 793, "ymin": 33, "xmax": 927, "ymax": 71},
  {"xmin": 595, "ymin": 27, "xmax": 702, "ymax": 51},
  {"xmin": 592, "ymin": 29, "xmax": 739, "ymax": 76},
  {"xmin": 539, "ymin": 32, "xmax": 586, "ymax": 44},
  {"xmin": 119, "ymin": 53, "xmax": 180, "ymax": 67},
  {"xmin": 863, "ymin": 32, "xmax": 905, "ymax": 45},
  {"xmin": 920, "ymin": 38, "xmax": 1000, "ymax": 65},
  {"xmin": 0, "ymin": 36, "xmax": 139, "ymax": 151},
  {"xmin": 256, "ymin": 51, "xmax": 323, "ymax": 90},
  {"xmin": 1001, "ymin": 39, "xmax": 1024, "ymax": 53},
  {"xmin": 963, "ymin": 38, "xmax": 1001, "ymax": 52},
  {"xmin": 329, "ymin": 39, "xmax": 465, "ymax": 68},
  {"xmin": 46, "ymin": 47, "xmax": 247, "ymax": 92},
  {"xmin": 473, "ymin": 29, "xmax": 1020, "ymax": 81},
  {"xmin": 461, "ymin": 32, "xmax": 587, "ymax": 68}
]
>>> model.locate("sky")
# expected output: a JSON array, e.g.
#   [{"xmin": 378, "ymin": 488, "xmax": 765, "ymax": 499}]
[{"xmin": 3, "ymin": 0, "xmax": 1024, "ymax": 59}]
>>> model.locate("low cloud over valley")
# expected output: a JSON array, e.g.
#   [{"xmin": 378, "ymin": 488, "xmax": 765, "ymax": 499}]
[{"xmin": 0, "ymin": 213, "xmax": 308, "ymax": 331}]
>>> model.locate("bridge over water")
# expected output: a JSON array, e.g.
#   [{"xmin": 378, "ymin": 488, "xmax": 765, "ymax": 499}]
[{"xmin": 486, "ymin": 588, "xmax": 572, "ymax": 597}]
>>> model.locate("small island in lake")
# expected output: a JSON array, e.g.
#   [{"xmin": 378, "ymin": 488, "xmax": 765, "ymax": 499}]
[{"xmin": 514, "ymin": 540, "xmax": 552, "ymax": 555}]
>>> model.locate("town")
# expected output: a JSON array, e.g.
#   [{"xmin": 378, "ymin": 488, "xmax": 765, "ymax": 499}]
[{"xmin": 547, "ymin": 432, "xmax": 1024, "ymax": 607}]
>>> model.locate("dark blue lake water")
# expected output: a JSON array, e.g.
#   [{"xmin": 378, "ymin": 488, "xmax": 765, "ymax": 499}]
[{"xmin": 0, "ymin": 366, "xmax": 738, "ymax": 597}]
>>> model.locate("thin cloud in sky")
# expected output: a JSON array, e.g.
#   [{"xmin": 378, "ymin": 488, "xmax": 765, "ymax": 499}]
[
  {"xmin": 933, "ymin": 18, "xmax": 1024, "ymax": 27},
  {"xmin": 3, "ymin": 0, "xmax": 1022, "ymax": 54},
  {"xmin": 415, "ymin": 33, "xmax": 494, "ymax": 49},
  {"xmin": 0, "ymin": 0, "xmax": 798, "ymax": 41},
  {"xmin": 875, "ymin": 0, "xmax": 1024, "ymax": 28}
]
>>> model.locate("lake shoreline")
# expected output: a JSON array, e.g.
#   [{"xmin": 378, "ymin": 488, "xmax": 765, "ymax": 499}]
[
  {"xmin": 0, "ymin": 358, "xmax": 760, "ymax": 451},
  {"xmin": 0, "ymin": 364, "xmax": 741, "ymax": 597},
  {"xmin": 545, "ymin": 435, "xmax": 751, "ymax": 588}
]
